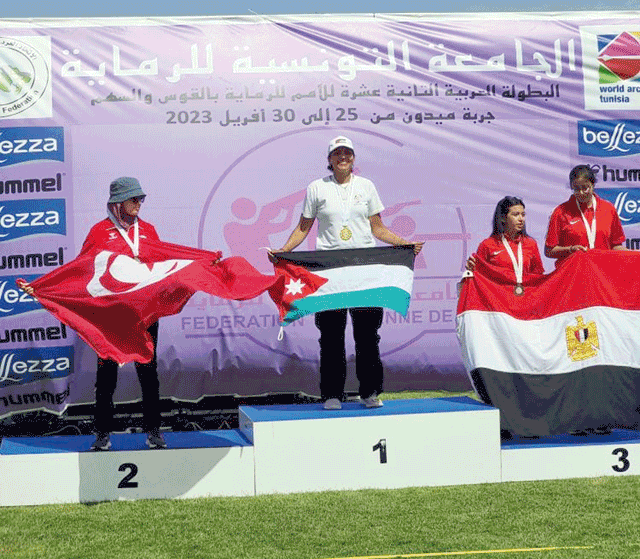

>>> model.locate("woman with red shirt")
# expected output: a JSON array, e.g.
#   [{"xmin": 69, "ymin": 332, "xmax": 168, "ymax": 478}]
[
  {"xmin": 545, "ymin": 164, "xmax": 625, "ymax": 265},
  {"xmin": 21, "ymin": 177, "xmax": 167, "ymax": 451},
  {"xmin": 466, "ymin": 196, "xmax": 544, "ymax": 288},
  {"xmin": 83, "ymin": 177, "xmax": 166, "ymax": 451}
]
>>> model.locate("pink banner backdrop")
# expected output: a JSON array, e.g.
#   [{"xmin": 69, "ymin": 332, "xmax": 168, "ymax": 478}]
[{"xmin": 1, "ymin": 12, "xmax": 640, "ymax": 416}]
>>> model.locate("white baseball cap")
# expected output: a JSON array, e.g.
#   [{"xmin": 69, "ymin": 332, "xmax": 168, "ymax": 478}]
[{"xmin": 328, "ymin": 136, "xmax": 354, "ymax": 155}]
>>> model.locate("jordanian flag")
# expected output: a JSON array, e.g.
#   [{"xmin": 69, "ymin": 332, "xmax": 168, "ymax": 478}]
[
  {"xmin": 457, "ymin": 250, "xmax": 640, "ymax": 437},
  {"xmin": 269, "ymin": 246, "xmax": 415, "ymax": 325}
]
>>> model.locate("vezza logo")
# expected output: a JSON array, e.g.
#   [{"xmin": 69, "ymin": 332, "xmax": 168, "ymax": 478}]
[
  {"xmin": 0, "ymin": 346, "xmax": 73, "ymax": 387},
  {"xmin": 0, "ymin": 198, "xmax": 66, "ymax": 241},
  {"xmin": 0, "ymin": 127, "xmax": 63, "ymax": 167},
  {"xmin": 0, "ymin": 274, "xmax": 40, "ymax": 316},
  {"xmin": 87, "ymin": 251, "xmax": 193, "ymax": 297},
  {"xmin": 596, "ymin": 187, "xmax": 640, "ymax": 224},
  {"xmin": 578, "ymin": 121, "xmax": 640, "ymax": 157}
]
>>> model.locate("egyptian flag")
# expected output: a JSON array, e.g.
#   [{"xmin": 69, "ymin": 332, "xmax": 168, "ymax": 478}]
[
  {"xmin": 269, "ymin": 246, "xmax": 415, "ymax": 325},
  {"xmin": 457, "ymin": 249, "xmax": 640, "ymax": 437},
  {"xmin": 18, "ymin": 239, "xmax": 322, "ymax": 364}
]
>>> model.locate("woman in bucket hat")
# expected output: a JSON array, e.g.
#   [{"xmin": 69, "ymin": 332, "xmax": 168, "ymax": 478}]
[
  {"xmin": 22, "ymin": 177, "xmax": 166, "ymax": 450},
  {"xmin": 81, "ymin": 177, "xmax": 166, "ymax": 450}
]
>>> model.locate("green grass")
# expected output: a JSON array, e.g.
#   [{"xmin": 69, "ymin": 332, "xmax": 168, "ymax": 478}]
[
  {"xmin": 1, "ymin": 477, "xmax": 639, "ymax": 558},
  {"xmin": 1, "ymin": 391, "xmax": 638, "ymax": 559}
]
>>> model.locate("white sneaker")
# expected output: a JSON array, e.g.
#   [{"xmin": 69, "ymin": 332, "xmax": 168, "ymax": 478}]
[
  {"xmin": 323, "ymin": 398, "xmax": 342, "ymax": 410},
  {"xmin": 363, "ymin": 395, "xmax": 383, "ymax": 408}
]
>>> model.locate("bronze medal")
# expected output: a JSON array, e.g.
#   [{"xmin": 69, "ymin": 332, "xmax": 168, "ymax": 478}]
[
  {"xmin": 340, "ymin": 226, "xmax": 352, "ymax": 241},
  {"xmin": 514, "ymin": 283, "xmax": 524, "ymax": 296}
]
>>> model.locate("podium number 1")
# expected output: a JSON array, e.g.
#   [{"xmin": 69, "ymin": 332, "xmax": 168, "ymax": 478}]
[{"xmin": 373, "ymin": 439, "xmax": 387, "ymax": 464}]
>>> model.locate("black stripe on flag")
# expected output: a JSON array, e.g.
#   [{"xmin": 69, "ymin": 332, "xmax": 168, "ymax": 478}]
[
  {"xmin": 471, "ymin": 366, "xmax": 640, "ymax": 437},
  {"xmin": 274, "ymin": 246, "xmax": 415, "ymax": 271}
]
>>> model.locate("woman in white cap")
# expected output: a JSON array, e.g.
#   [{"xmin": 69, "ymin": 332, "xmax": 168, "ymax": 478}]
[{"xmin": 271, "ymin": 136, "xmax": 423, "ymax": 410}]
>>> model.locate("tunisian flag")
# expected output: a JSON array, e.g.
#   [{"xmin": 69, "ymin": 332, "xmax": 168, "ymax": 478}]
[
  {"xmin": 18, "ymin": 239, "xmax": 322, "ymax": 364},
  {"xmin": 457, "ymin": 250, "xmax": 640, "ymax": 437}
]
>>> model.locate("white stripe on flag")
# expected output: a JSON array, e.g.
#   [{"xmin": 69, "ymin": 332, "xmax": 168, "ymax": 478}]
[
  {"xmin": 309, "ymin": 263, "xmax": 413, "ymax": 298},
  {"xmin": 457, "ymin": 306, "xmax": 640, "ymax": 374}
]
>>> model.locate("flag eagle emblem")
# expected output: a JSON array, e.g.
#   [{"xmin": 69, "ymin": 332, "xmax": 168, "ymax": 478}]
[{"xmin": 566, "ymin": 315, "xmax": 599, "ymax": 362}]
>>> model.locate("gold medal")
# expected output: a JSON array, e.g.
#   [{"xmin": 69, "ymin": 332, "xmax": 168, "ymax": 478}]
[
  {"xmin": 514, "ymin": 284, "xmax": 524, "ymax": 296},
  {"xmin": 340, "ymin": 226, "xmax": 352, "ymax": 241}
]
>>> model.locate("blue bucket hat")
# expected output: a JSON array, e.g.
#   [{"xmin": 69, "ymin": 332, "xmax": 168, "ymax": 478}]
[{"xmin": 109, "ymin": 177, "xmax": 146, "ymax": 204}]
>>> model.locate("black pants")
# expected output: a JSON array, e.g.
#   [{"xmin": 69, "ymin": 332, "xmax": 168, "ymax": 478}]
[
  {"xmin": 94, "ymin": 322, "xmax": 160, "ymax": 433},
  {"xmin": 315, "ymin": 307, "xmax": 384, "ymax": 401}
]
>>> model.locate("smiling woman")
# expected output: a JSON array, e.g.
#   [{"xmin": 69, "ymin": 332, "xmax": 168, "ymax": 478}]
[
  {"xmin": 544, "ymin": 164, "xmax": 626, "ymax": 266},
  {"xmin": 269, "ymin": 135, "xmax": 424, "ymax": 411}
]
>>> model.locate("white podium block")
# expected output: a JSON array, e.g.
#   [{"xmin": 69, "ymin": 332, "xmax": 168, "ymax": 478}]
[
  {"xmin": 0, "ymin": 430, "xmax": 254, "ymax": 506},
  {"xmin": 239, "ymin": 397, "xmax": 501, "ymax": 495},
  {"xmin": 78, "ymin": 446, "xmax": 254, "ymax": 502},
  {"xmin": 0, "ymin": 453, "xmax": 81, "ymax": 507},
  {"xmin": 502, "ymin": 430, "xmax": 640, "ymax": 482}
]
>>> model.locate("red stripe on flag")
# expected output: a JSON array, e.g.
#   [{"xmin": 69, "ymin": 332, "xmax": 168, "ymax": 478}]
[{"xmin": 458, "ymin": 250, "xmax": 640, "ymax": 320}]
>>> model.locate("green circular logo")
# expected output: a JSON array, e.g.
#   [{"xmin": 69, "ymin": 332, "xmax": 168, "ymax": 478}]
[{"xmin": 0, "ymin": 37, "xmax": 50, "ymax": 118}]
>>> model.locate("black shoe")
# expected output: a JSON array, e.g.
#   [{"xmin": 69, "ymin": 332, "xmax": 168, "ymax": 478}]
[
  {"xmin": 146, "ymin": 429, "xmax": 167, "ymax": 449},
  {"xmin": 570, "ymin": 429, "xmax": 589, "ymax": 436},
  {"xmin": 90, "ymin": 432, "xmax": 111, "ymax": 451},
  {"xmin": 500, "ymin": 429, "xmax": 512, "ymax": 441},
  {"xmin": 594, "ymin": 426, "xmax": 612, "ymax": 435}
]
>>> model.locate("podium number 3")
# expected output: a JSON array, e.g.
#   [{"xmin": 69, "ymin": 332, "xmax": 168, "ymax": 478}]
[
  {"xmin": 612, "ymin": 448, "xmax": 630, "ymax": 473},
  {"xmin": 118, "ymin": 463, "xmax": 139, "ymax": 488},
  {"xmin": 373, "ymin": 439, "xmax": 387, "ymax": 464}
]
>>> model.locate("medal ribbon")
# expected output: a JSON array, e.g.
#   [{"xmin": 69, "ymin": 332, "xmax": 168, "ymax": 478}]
[
  {"xmin": 335, "ymin": 175, "xmax": 355, "ymax": 230},
  {"xmin": 108, "ymin": 210, "xmax": 140, "ymax": 259},
  {"xmin": 501, "ymin": 235, "xmax": 523, "ymax": 286},
  {"xmin": 576, "ymin": 196, "xmax": 597, "ymax": 249}
]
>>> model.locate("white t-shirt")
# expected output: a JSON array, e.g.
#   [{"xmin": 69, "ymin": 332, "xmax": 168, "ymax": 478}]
[{"xmin": 302, "ymin": 174, "xmax": 385, "ymax": 251}]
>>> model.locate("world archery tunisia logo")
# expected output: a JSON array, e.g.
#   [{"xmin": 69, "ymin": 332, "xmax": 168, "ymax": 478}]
[
  {"xmin": 597, "ymin": 32, "xmax": 640, "ymax": 84},
  {"xmin": 0, "ymin": 36, "xmax": 52, "ymax": 119}
]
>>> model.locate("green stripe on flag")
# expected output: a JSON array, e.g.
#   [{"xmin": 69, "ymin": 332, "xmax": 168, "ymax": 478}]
[{"xmin": 282, "ymin": 287, "xmax": 410, "ymax": 324}]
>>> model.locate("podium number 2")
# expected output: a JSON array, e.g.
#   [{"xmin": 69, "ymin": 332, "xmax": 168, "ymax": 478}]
[
  {"xmin": 612, "ymin": 448, "xmax": 630, "ymax": 473},
  {"xmin": 118, "ymin": 463, "xmax": 139, "ymax": 488},
  {"xmin": 373, "ymin": 439, "xmax": 387, "ymax": 464}
]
